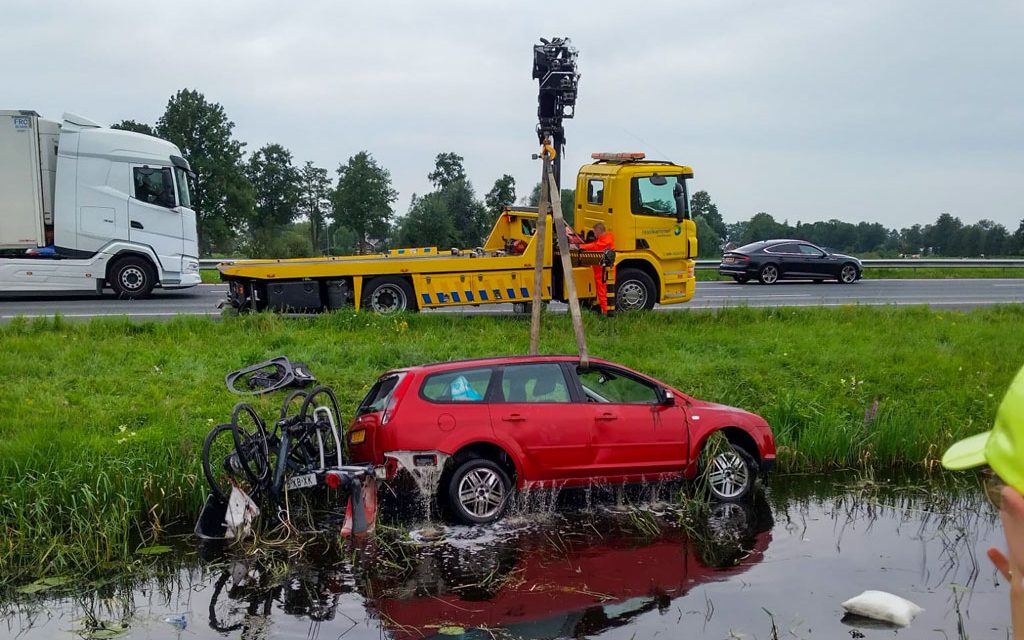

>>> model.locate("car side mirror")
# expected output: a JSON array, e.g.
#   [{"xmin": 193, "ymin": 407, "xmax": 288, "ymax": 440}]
[{"xmin": 657, "ymin": 388, "xmax": 675, "ymax": 406}]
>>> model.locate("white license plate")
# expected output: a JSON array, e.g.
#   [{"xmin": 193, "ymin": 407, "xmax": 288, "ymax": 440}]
[
  {"xmin": 286, "ymin": 473, "xmax": 317, "ymax": 490},
  {"xmin": 724, "ymin": 257, "xmax": 735, "ymax": 263},
  {"xmin": 374, "ymin": 466, "xmax": 388, "ymax": 480}
]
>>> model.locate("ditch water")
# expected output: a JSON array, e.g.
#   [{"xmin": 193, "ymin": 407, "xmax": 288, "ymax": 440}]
[{"xmin": 1, "ymin": 473, "xmax": 1009, "ymax": 639}]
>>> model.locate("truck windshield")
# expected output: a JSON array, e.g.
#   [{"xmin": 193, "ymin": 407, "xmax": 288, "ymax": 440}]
[
  {"xmin": 174, "ymin": 167, "xmax": 192, "ymax": 209},
  {"xmin": 631, "ymin": 175, "xmax": 688, "ymax": 218}
]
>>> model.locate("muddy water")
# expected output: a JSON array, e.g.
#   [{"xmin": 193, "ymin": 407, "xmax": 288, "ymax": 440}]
[{"xmin": 2, "ymin": 473, "xmax": 1009, "ymax": 639}]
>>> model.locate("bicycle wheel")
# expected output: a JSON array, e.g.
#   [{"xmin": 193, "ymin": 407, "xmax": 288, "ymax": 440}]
[
  {"xmin": 230, "ymin": 403, "xmax": 271, "ymax": 488},
  {"xmin": 280, "ymin": 389, "xmax": 308, "ymax": 421},
  {"xmin": 202, "ymin": 423, "xmax": 246, "ymax": 502}
]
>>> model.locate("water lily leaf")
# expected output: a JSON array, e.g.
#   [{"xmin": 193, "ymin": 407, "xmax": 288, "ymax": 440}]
[
  {"xmin": 40, "ymin": 576, "xmax": 71, "ymax": 586},
  {"xmin": 15, "ymin": 581, "xmax": 50, "ymax": 594},
  {"xmin": 85, "ymin": 623, "xmax": 129, "ymax": 639},
  {"xmin": 438, "ymin": 626, "xmax": 466, "ymax": 636},
  {"xmin": 135, "ymin": 545, "xmax": 172, "ymax": 555}
]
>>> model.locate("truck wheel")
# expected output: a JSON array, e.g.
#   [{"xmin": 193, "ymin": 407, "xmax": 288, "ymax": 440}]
[
  {"xmin": 109, "ymin": 256, "xmax": 156, "ymax": 299},
  {"xmin": 361, "ymin": 276, "xmax": 417, "ymax": 314},
  {"xmin": 615, "ymin": 268, "xmax": 656, "ymax": 311}
]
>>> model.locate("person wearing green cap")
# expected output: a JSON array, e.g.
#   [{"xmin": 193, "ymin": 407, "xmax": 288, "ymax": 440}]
[{"xmin": 942, "ymin": 364, "xmax": 1024, "ymax": 639}]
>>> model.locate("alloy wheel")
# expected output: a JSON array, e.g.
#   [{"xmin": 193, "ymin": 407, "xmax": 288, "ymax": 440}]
[
  {"xmin": 708, "ymin": 450, "xmax": 751, "ymax": 500},
  {"xmin": 840, "ymin": 265, "xmax": 858, "ymax": 283},
  {"xmin": 457, "ymin": 467, "xmax": 506, "ymax": 519}
]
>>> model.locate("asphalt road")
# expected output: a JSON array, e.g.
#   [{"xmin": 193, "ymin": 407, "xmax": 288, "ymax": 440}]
[{"xmin": 1, "ymin": 278, "xmax": 1022, "ymax": 321}]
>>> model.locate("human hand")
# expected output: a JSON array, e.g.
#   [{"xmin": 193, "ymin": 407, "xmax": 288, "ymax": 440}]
[{"xmin": 989, "ymin": 486, "xmax": 1024, "ymax": 583}]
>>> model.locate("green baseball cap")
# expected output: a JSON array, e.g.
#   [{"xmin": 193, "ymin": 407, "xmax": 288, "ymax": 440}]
[{"xmin": 942, "ymin": 365, "xmax": 1024, "ymax": 494}]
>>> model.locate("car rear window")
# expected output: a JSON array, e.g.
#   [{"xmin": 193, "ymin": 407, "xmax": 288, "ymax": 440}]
[
  {"xmin": 356, "ymin": 372, "xmax": 405, "ymax": 416},
  {"xmin": 421, "ymin": 368, "xmax": 494, "ymax": 403},
  {"xmin": 734, "ymin": 241, "xmax": 766, "ymax": 253}
]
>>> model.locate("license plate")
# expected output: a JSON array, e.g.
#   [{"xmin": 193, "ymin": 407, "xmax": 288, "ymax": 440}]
[
  {"xmin": 724, "ymin": 257, "xmax": 735, "ymax": 263},
  {"xmin": 374, "ymin": 466, "xmax": 387, "ymax": 480},
  {"xmin": 286, "ymin": 472, "xmax": 317, "ymax": 490}
]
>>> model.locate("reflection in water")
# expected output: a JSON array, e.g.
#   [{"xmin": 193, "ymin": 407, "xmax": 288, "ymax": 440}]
[{"xmin": 0, "ymin": 474, "xmax": 1008, "ymax": 639}]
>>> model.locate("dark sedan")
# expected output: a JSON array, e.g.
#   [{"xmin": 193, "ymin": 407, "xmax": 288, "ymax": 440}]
[{"xmin": 719, "ymin": 240, "xmax": 863, "ymax": 284}]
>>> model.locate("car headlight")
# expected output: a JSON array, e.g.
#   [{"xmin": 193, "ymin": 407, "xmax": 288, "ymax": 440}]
[{"xmin": 184, "ymin": 260, "xmax": 199, "ymax": 274}]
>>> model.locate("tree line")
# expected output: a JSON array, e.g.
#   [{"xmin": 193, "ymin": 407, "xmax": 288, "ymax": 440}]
[
  {"xmin": 115, "ymin": 89, "xmax": 518, "ymax": 257},
  {"xmin": 692, "ymin": 191, "xmax": 1024, "ymax": 258},
  {"xmin": 118, "ymin": 89, "xmax": 1024, "ymax": 259}
]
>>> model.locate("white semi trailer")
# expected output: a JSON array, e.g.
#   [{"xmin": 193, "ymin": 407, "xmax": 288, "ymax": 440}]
[{"xmin": 0, "ymin": 110, "xmax": 200, "ymax": 298}]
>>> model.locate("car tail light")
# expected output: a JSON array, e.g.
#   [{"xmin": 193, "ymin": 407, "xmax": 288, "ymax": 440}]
[{"xmin": 381, "ymin": 375, "xmax": 413, "ymax": 425}]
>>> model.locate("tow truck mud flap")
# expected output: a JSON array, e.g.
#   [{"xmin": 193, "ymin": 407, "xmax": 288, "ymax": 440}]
[
  {"xmin": 341, "ymin": 477, "xmax": 378, "ymax": 537},
  {"xmin": 195, "ymin": 493, "xmax": 229, "ymax": 540}
]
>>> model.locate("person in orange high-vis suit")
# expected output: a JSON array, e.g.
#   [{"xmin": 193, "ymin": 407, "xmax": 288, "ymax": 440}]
[{"xmin": 577, "ymin": 222, "xmax": 615, "ymax": 314}]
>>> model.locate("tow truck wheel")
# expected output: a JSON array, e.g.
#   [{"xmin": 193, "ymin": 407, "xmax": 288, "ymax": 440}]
[
  {"xmin": 109, "ymin": 256, "xmax": 156, "ymax": 299},
  {"xmin": 362, "ymin": 276, "xmax": 416, "ymax": 314},
  {"xmin": 615, "ymin": 268, "xmax": 656, "ymax": 311}
]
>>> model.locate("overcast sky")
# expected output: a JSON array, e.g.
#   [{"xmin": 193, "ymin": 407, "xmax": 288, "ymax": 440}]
[{"xmin": 5, "ymin": 1, "xmax": 1023, "ymax": 230}]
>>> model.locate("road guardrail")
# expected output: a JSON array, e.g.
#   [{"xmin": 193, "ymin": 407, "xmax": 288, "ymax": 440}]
[{"xmin": 200, "ymin": 258, "xmax": 1024, "ymax": 270}]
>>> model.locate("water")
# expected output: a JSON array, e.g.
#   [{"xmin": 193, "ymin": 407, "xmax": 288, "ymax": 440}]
[{"xmin": 1, "ymin": 473, "xmax": 1010, "ymax": 639}]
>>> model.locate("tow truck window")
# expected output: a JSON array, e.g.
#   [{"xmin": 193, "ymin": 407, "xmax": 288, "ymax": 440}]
[
  {"xmin": 174, "ymin": 167, "xmax": 192, "ymax": 209},
  {"xmin": 133, "ymin": 167, "xmax": 176, "ymax": 208},
  {"xmin": 587, "ymin": 179, "xmax": 604, "ymax": 205},
  {"xmin": 631, "ymin": 175, "xmax": 683, "ymax": 218}
]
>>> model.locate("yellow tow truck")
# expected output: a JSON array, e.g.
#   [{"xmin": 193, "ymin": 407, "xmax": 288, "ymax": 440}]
[{"xmin": 219, "ymin": 152, "xmax": 697, "ymax": 314}]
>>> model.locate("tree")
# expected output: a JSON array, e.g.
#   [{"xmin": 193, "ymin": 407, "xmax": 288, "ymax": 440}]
[
  {"xmin": 245, "ymin": 143, "xmax": 301, "ymax": 256},
  {"xmin": 156, "ymin": 89, "xmax": 253, "ymax": 254},
  {"xmin": 110, "ymin": 120, "xmax": 156, "ymax": 136},
  {"xmin": 297, "ymin": 162, "xmax": 332, "ymax": 253},
  {"xmin": 740, "ymin": 212, "xmax": 786, "ymax": 245},
  {"xmin": 690, "ymin": 191, "xmax": 726, "ymax": 239},
  {"xmin": 332, "ymin": 151, "xmax": 398, "ymax": 254},
  {"xmin": 394, "ymin": 192, "xmax": 455, "ymax": 248},
  {"xmin": 427, "ymin": 152, "xmax": 467, "ymax": 189},
  {"xmin": 1014, "ymin": 219, "xmax": 1024, "ymax": 255},
  {"xmin": 695, "ymin": 216, "xmax": 723, "ymax": 258},
  {"xmin": 485, "ymin": 175, "xmax": 516, "ymax": 216},
  {"xmin": 925, "ymin": 213, "xmax": 963, "ymax": 256},
  {"xmin": 525, "ymin": 182, "xmax": 576, "ymax": 225}
]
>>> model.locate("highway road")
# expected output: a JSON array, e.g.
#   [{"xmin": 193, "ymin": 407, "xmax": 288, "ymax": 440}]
[{"xmin": 1, "ymin": 278, "xmax": 1022, "ymax": 321}]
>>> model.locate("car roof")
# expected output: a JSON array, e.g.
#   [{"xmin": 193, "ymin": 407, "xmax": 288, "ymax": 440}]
[{"xmin": 380, "ymin": 354, "xmax": 623, "ymax": 377}]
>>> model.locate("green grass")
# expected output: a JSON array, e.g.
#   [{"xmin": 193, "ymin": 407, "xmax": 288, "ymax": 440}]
[
  {"xmin": 1, "ymin": 305, "xmax": 1022, "ymax": 585},
  {"xmin": 697, "ymin": 266, "xmax": 1024, "ymax": 281},
  {"xmin": 200, "ymin": 269, "xmax": 220, "ymax": 284}
]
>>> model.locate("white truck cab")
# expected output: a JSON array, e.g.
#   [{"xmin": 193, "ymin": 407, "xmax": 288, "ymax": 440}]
[{"xmin": 0, "ymin": 110, "xmax": 200, "ymax": 297}]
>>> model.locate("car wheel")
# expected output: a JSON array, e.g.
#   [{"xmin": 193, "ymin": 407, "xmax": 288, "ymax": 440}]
[
  {"xmin": 839, "ymin": 263, "xmax": 859, "ymax": 284},
  {"xmin": 732, "ymin": 275, "xmax": 750, "ymax": 284},
  {"xmin": 447, "ymin": 457, "xmax": 512, "ymax": 525},
  {"xmin": 109, "ymin": 256, "xmax": 156, "ymax": 299},
  {"xmin": 704, "ymin": 444, "xmax": 757, "ymax": 502},
  {"xmin": 758, "ymin": 264, "xmax": 779, "ymax": 285},
  {"xmin": 361, "ymin": 276, "xmax": 417, "ymax": 314},
  {"xmin": 615, "ymin": 268, "xmax": 656, "ymax": 311}
]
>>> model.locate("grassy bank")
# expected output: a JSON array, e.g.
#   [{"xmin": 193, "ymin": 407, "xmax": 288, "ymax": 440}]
[{"xmin": 1, "ymin": 305, "xmax": 1022, "ymax": 583}]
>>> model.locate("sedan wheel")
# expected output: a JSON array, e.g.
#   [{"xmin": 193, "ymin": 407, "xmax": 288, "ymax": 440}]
[
  {"xmin": 705, "ymin": 446, "xmax": 756, "ymax": 501},
  {"xmin": 839, "ymin": 264, "xmax": 859, "ymax": 284},
  {"xmin": 447, "ymin": 458, "xmax": 512, "ymax": 524},
  {"xmin": 758, "ymin": 264, "xmax": 779, "ymax": 285}
]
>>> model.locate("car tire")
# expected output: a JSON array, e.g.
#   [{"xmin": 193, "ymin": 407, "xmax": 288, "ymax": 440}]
[
  {"xmin": 446, "ymin": 457, "xmax": 512, "ymax": 525},
  {"xmin": 839, "ymin": 263, "xmax": 859, "ymax": 284},
  {"xmin": 361, "ymin": 276, "xmax": 417, "ymax": 314},
  {"xmin": 615, "ymin": 268, "xmax": 656, "ymax": 311},
  {"xmin": 732, "ymin": 275, "xmax": 750, "ymax": 284},
  {"xmin": 703, "ymin": 444, "xmax": 758, "ymax": 502},
  {"xmin": 109, "ymin": 256, "xmax": 156, "ymax": 299},
  {"xmin": 758, "ymin": 264, "xmax": 779, "ymax": 285}
]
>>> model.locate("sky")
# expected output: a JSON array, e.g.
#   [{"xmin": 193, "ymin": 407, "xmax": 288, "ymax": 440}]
[{"xmin": 4, "ymin": 0, "xmax": 1023, "ymax": 230}]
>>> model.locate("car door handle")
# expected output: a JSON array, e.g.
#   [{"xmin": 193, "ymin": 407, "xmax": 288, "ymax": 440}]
[
  {"xmin": 131, "ymin": 221, "xmax": 144, "ymax": 229},
  {"xmin": 501, "ymin": 413, "xmax": 526, "ymax": 422},
  {"xmin": 595, "ymin": 412, "xmax": 617, "ymax": 421}
]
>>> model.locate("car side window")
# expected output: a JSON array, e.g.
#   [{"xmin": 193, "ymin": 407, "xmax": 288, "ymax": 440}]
[
  {"xmin": 421, "ymin": 368, "xmax": 493, "ymax": 403},
  {"xmin": 499, "ymin": 364, "xmax": 571, "ymax": 403},
  {"xmin": 577, "ymin": 367, "xmax": 659, "ymax": 404},
  {"xmin": 798, "ymin": 244, "xmax": 824, "ymax": 257},
  {"xmin": 133, "ymin": 167, "xmax": 176, "ymax": 208},
  {"xmin": 587, "ymin": 179, "xmax": 604, "ymax": 205},
  {"xmin": 765, "ymin": 243, "xmax": 799, "ymax": 255}
]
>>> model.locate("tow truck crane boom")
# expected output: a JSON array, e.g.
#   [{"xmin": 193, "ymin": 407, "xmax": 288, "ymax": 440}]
[{"xmin": 532, "ymin": 37, "xmax": 579, "ymax": 189}]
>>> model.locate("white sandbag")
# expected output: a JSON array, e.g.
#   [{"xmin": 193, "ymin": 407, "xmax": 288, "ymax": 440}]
[
  {"xmin": 841, "ymin": 590, "xmax": 923, "ymax": 626},
  {"xmin": 223, "ymin": 485, "xmax": 260, "ymax": 540}
]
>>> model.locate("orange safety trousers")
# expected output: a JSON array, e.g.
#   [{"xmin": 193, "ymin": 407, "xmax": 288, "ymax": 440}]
[{"xmin": 580, "ymin": 233, "xmax": 615, "ymax": 314}]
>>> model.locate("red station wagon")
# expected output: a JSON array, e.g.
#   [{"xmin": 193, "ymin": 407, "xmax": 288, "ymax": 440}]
[{"xmin": 347, "ymin": 356, "xmax": 776, "ymax": 524}]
